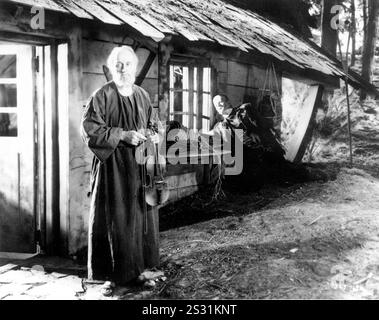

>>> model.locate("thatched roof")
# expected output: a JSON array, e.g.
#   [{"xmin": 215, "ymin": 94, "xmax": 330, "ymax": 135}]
[{"xmin": 5, "ymin": 0, "xmax": 379, "ymax": 96}]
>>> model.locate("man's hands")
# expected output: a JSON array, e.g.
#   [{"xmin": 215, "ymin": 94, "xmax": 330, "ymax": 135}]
[
  {"xmin": 121, "ymin": 130, "xmax": 147, "ymax": 146},
  {"xmin": 120, "ymin": 130, "xmax": 160, "ymax": 146},
  {"xmin": 149, "ymin": 133, "xmax": 159, "ymax": 144}
]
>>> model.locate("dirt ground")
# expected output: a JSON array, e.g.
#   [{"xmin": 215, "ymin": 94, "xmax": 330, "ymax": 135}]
[
  {"xmin": 2, "ymin": 163, "xmax": 379, "ymax": 300},
  {"xmin": 145, "ymin": 89, "xmax": 379, "ymax": 300},
  {"xmin": 1, "ymin": 87, "xmax": 379, "ymax": 299},
  {"xmin": 149, "ymin": 165, "xmax": 379, "ymax": 300}
]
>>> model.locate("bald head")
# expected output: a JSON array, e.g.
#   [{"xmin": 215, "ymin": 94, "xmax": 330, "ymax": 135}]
[{"xmin": 213, "ymin": 94, "xmax": 232, "ymax": 118}]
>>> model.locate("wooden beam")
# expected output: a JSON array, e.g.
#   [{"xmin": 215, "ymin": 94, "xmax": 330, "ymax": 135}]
[
  {"xmin": 0, "ymin": 31, "xmax": 59, "ymax": 45},
  {"xmin": 210, "ymin": 64, "xmax": 218, "ymax": 128},
  {"xmin": 45, "ymin": 42, "xmax": 60, "ymax": 255},
  {"xmin": 135, "ymin": 50, "xmax": 156, "ymax": 86},
  {"xmin": 66, "ymin": 26, "xmax": 83, "ymax": 256},
  {"xmin": 158, "ymin": 42, "xmax": 172, "ymax": 122},
  {"xmin": 57, "ymin": 42, "xmax": 70, "ymax": 257},
  {"xmin": 32, "ymin": 46, "xmax": 42, "ymax": 253},
  {"xmin": 35, "ymin": 46, "xmax": 47, "ymax": 253}
]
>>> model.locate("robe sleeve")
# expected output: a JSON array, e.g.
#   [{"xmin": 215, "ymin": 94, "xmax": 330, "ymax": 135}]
[{"xmin": 81, "ymin": 89, "xmax": 123, "ymax": 163}]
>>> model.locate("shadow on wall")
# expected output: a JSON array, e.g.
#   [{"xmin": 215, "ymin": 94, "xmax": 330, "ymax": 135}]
[{"xmin": 0, "ymin": 191, "xmax": 34, "ymax": 253}]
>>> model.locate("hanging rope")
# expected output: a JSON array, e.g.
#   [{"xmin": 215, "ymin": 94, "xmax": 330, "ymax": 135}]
[{"xmin": 257, "ymin": 62, "xmax": 282, "ymax": 128}]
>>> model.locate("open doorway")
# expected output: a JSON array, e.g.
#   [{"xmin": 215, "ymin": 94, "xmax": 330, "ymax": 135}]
[
  {"xmin": 0, "ymin": 40, "xmax": 68, "ymax": 255},
  {"xmin": 281, "ymin": 77, "xmax": 324, "ymax": 162},
  {"xmin": 0, "ymin": 43, "xmax": 35, "ymax": 253}
]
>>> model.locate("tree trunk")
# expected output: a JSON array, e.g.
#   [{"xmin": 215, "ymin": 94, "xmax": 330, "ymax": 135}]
[
  {"xmin": 363, "ymin": 0, "xmax": 368, "ymax": 46},
  {"xmin": 321, "ymin": 0, "xmax": 341, "ymax": 56},
  {"xmin": 351, "ymin": 0, "xmax": 356, "ymax": 66},
  {"xmin": 360, "ymin": 0, "xmax": 379, "ymax": 100}
]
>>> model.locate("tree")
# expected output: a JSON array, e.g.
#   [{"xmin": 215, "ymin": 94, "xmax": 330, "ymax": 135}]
[
  {"xmin": 229, "ymin": 0, "xmax": 318, "ymax": 38},
  {"xmin": 362, "ymin": 0, "xmax": 368, "ymax": 46},
  {"xmin": 360, "ymin": 0, "xmax": 379, "ymax": 100},
  {"xmin": 350, "ymin": 0, "xmax": 356, "ymax": 66},
  {"xmin": 321, "ymin": 0, "xmax": 342, "ymax": 56}
]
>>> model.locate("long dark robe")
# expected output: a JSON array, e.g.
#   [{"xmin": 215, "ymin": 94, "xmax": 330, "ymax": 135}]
[{"xmin": 81, "ymin": 81, "xmax": 159, "ymax": 284}]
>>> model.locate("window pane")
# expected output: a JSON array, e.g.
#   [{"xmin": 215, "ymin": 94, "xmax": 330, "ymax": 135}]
[
  {"xmin": 174, "ymin": 113, "xmax": 182, "ymax": 124},
  {"xmin": 182, "ymin": 67, "xmax": 189, "ymax": 127},
  {"xmin": 202, "ymin": 118, "xmax": 210, "ymax": 131},
  {"xmin": 169, "ymin": 65, "xmax": 174, "ymax": 89},
  {"xmin": 173, "ymin": 66, "xmax": 183, "ymax": 124},
  {"xmin": 183, "ymin": 91, "xmax": 189, "ymax": 128},
  {"xmin": 173, "ymin": 66, "xmax": 183, "ymax": 92},
  {"xmin": 203, "ymin": 67, "xmax": 211, "ymax": 92},
  {"xmin": 183, "ymin": 67, "xmax": 189, "ymax": 90},
  {"xmin": 0, "ymin": 55, "xmax": 16, "ymax": 78},
  {"xmin": 169, "ymin": 90, "xmax": 174, "ymax": 116},
  {"xmin": 203, "ymin": 93, "xmax": 211, "ymax": 118},
  {"xmin": 193, "ymin": 91, "xmax": 198, "ymax": 130},
  {"xmin": 0, "ymin": 84, "xmax": 17, "ymax": 108},
  {"xmin": 194, "ymin": 67, "xmax": 197, "ymax": 90},
  {"xmin": 193, "ymin": 68, "xmax": 198, "ymax": 129},
  {"xmin": 0, "ymin": 113, "xmax": 17, "ymax": 137},
  {"xmin": 193, "ymin": 91, "xmax": 198, "ymax": 115},
  {"xmin": 183, "ymin": 67, "xmax": 189, "ymax": 128}
]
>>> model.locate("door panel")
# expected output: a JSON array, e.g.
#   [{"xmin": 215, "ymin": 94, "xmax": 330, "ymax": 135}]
[
  {"xmin": 0, "ymin": 44, "xmax": 35, "ymax": 253},
  {"xmin": 284, "ymin": 85, "xmax": 323, "ymax": 163}
]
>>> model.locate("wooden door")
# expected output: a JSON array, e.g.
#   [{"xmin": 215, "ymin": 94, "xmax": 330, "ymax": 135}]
[
  {"xmin": 284, "ymin": 85, "xmax": 323, "ymax": 163},
  {"xmin": 0, "ymin": 44, "xmax": 35, "ymax": 253}
]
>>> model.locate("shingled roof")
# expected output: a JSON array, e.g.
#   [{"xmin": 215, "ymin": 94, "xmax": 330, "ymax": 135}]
[{"xmin": 6, "ymin": 0, "xmax": 379, "ymax": 96}]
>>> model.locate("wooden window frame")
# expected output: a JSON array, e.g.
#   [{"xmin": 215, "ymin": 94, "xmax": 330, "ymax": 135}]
[
  {"xmin": 0, "ymin": 52, "xmax": 18, "ymax": 138},
  {"xmin": 169, "ymin": 56, "xmax": 213, "ymax": 131}
]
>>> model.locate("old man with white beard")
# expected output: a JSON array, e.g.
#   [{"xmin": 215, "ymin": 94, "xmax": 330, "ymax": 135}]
[{"xmin": 81, "ymin": 46, "xmax": 160, "ymax": 291}]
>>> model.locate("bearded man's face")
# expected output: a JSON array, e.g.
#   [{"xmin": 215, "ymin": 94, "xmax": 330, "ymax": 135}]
[{"xmin": 114, "ymin": 50, "xmax": 137, "ymax": 87}]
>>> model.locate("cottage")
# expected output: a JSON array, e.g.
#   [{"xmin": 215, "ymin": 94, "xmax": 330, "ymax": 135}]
[{"xmin": 0, "ymin": 0, "xmax": 376, "ymax": 257}]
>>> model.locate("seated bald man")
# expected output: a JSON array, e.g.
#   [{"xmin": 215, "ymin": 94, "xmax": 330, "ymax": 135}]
[{"xmin": 209, "ymin": 94, "xmax": 287, "ymax": 190}]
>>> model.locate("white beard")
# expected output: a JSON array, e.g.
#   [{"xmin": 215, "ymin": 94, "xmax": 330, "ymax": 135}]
[{"xmin": 114, "ymin": 72, "xmax": 136, "ymax": 88}]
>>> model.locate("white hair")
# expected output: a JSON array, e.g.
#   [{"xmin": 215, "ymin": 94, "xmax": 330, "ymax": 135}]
[{"xmin": 107, "ymin": 45, "xmax": 139, "ymax": 77}]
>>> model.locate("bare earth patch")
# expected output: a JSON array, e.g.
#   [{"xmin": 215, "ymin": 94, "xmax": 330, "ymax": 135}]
[
  {"xmin": 1, "ymin": 166, "xmax": 379, "ymax": 300},
  {"xmin": 149, "ymin": 167, "xmax": 379, "ymax": 300}
]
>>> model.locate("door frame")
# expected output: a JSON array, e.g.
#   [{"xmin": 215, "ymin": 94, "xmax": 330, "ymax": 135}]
[{"xmin": 0, "ymin": 32, "xmax": 69, "ymax": 255}]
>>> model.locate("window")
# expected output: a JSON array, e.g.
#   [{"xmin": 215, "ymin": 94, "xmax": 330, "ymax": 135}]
[
  {"xmin": 0, "ymin": 54, "xmax": 17, "ymax": 136},
  {"xmin": 169, "ymin": 60, "xmax": 212, "ymax": 132}
]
